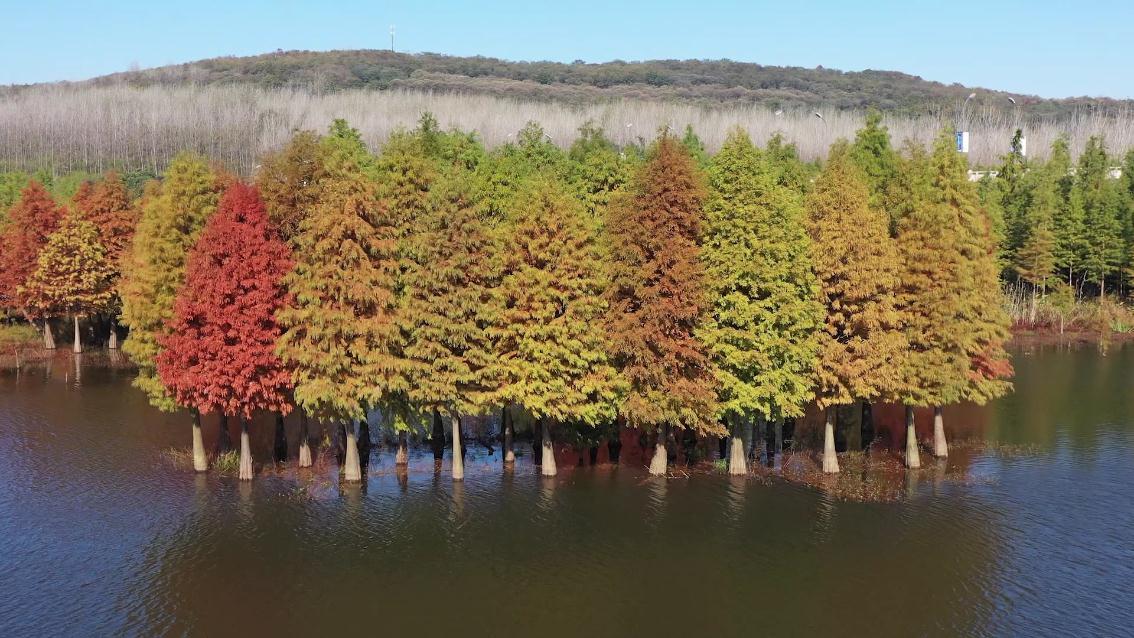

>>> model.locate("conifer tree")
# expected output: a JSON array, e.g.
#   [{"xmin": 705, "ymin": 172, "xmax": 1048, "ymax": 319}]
[
  {"xmin": 276, "ymin": 122, "xmax": 403, "ymax": 482},
  {"xmin": 567, "ymin": 122, "xmax": 632, "ymax": 222},
  {"xmin": 1015, "ymin": 176, "xmax": 1059, "ymax": 321},
  {"xmin": 849, "ymin": 109, "xmax": 900, "ymax": 212},
  {"xmin": 256, "ymin": 130, "xmax": 326, "ymax": 239},
  {"xmin": 71, "ymin": 172, "xmax": 138, "ymax": 347},
  {"xmin": 1077, "ymin": 136, "xmax": 1123, "ymax": 295},
  {"xmin": 1047, "ymin": 138, "xmax": 1085, "ymax": 287},
  {"xmin": 401, "ymin": 168, "xmax": 497, "ymax": 481},
  {"xmin": 698, "ymin": 129, "xmax": 822, "ymax": 475},
  {"xmin": 120, "ymin": 153, "xmax": 221, "ymax": 413},
  {"xmin": 892, "ymin": 140, "xmax": 968, "ymax": 465},
  {"xmin": 604, "ymin": 132, "xmax": 719, "ymax": 476},
  {"xmin": 0, "ymin": 181, "xmax": 64, "ymax": 347},
  {"xmin": 490, "ymin": 177, "xmax": 622, "ymax": 476},
  {"xmin": 157, "ymin": 183, "xmax": 293, "ymax": 477},
  {"xmin": 806, "ymin": 143, "xmax": 905, "ymax": 473},
  {"xmin": 21, "ymin": 214, "xmax": 115, "ymax": 354}
]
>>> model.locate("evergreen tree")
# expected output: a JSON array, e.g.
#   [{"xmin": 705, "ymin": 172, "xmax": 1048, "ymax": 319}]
[
  {"xmin": 156, "ymin": 183, "xmax": 293, "ymax": 478},
  {"xmin": 120, "ymin": 153, "xmax": 221, "ymax": 412},
  {"xmin": 604, "ymin": 132, "xmax": 719, "ymax": 476},
  {"xmin": 1015, "ymin": 175, "xmax": 1059, "ymax": 320},
  {"xmin": 1047, "ymin": 138, "xmax": 1085, "ymax": 287},
  {"xmin": 20, "ymin": 214, "xmax": 115, "ymax": 353},
  {"xmin": 567, "ymin": 122, "xmax": 632, "ymax": 222},
  {"xmin": 490, "ymin": 177, "xmax": 622, "ymax": 476},
  {"xmin": 698, "ymin": 129, "xmax": 822, "ymax": 475},
  {"xmin": 276, "ymin": 122, "xmax": 402, "ymax": 482},
  {"xmin": 1077, "ymin": 136, "xmax": 1123, "ymax": 295},
  {"xmin": 806, "ymin": 143, "xmax": 906, "ymax": 473},
  {"xmin": 849, "ymin": 109, "xmax": 899, "ymax": 212},
  {"xmin": 401, "ymin": 169, "xmax": 498, "ymax": 481}
]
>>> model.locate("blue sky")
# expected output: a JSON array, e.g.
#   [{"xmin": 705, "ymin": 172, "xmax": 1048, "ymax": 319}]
[{"xmin": 3, "ymin": 0, "xmax": 1131, "ymax": 98}]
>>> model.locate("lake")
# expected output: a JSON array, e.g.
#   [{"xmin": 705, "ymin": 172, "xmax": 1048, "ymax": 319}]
[{"xmin": 1, "ymin": 342, "xmax": 1132, "ymax": 637}]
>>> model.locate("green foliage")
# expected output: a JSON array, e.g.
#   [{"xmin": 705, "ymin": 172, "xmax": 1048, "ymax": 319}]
[
  {"xmin": 0, "ymin": 172, "xmax": 30, "ymax": 224},
  {"xmin": 489, "ymin": 178, "xmax": 622, "ymax": 425},
  {"xmin": 849, "ymin": 109, "xmax": 899, "ymax": 212},
  {"xmin": 119, "ymin": 153, "xmax": 220, "ymax": 411},
  {"xmin": 698, "ymin": 129, "xmax": 822, "ymax": 423},
  {"xmin": 567, "ymin": 122, "xmax": 632, "ymax": 222},
  {"xmin": 0, "ymin": 324, "xmax": 41, "ymax": 368}
]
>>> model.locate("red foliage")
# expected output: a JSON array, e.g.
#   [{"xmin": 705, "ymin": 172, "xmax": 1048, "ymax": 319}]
[
  {"xmin": 72, "ymin": 172, "xmax": 138, "ymax": 266},
  {"xmin": 0, "ymin": 181, "xmax": 64, "ymax": 314},
  {"xmin": 156, "ymin": 182, "xmax": 294, "ymax": 419}
]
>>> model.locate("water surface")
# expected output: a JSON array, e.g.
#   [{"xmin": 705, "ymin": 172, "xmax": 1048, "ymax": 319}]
[{"xmin": 1, "ymin": 344, "xmax": 1132, "ymax": 637}]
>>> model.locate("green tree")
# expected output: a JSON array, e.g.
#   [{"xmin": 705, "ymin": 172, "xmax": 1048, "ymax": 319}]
[
  {"xmin": 1077, "ymin": 136, "xmax": 1123, "ymax": 295},
  {"xmin": 1047, "ymin": 137, "xmax": 1085, "ymax": 287},
  {"xmin": 401, "ymin": 168, "xmax": 497, "ymax": 481},
  {"xmin": 849, "ymin": 109, "xmax": 899, "ymax": 212},
  {"xmin": 806, "ymin": 143, "xmax": 906, "ymax": 473},
  {"xmin": 604, "ymin": 132, "xmax": 720, "ymax": 476},
  {"xmin": 120, "ymin": 153, "xmax": 221, "ymax": 412},
  {"xmin": 698, "ymin": 129, "xmax": 822, "ymax": 475},
  {"xmin": 490, "ymin": 178, "xmax": 622, "ymax": 476}
]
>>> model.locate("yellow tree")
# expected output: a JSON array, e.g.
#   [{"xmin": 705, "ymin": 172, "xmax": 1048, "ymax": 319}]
[{"xmin": 806, "ymin": 143, "xmax": 906, "ymax": 473}]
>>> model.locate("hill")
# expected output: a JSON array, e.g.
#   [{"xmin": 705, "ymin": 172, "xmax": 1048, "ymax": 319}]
[{"xmin": 80, "ymin": 49, "xmax": 1131, "ymax": 120}]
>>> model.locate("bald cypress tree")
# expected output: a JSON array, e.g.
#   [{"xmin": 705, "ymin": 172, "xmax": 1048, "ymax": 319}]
[
  {"xmin": 490, "ymin": 177, "xmax": 622, "ymax": 476},
  {"xmin": 276, "ymin": 121, "xmax": 402, "ymax": 482},
  {"xmin": 699, "ymin": 129, "xmax": 822, "ymax": 475},
  {"xmin": 120, "ymin": 154, "xmax": 220, "ymax": 413},
  {"xmin": 401, "ymin": 168, "xmax": 497, "ymax": 481},
  {"xmin": 0, "ymin": 182, "xmax": 64, "ymax": 348},
  {"xmin": 72, "ymin": 171, "xmax": 138, "ymax": 348},
  {"xmin": 806, "ymin": 143, "xmax": 905, "ymax": 473},
  {"xmin": 604, "ymin": 132, "xmax": 719, "ymax": 476}
]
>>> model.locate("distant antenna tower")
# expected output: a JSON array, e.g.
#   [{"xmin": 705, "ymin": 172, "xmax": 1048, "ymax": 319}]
[{"xmin": 390, "ymin": 25, "xmax": 395, "ymax": 52}]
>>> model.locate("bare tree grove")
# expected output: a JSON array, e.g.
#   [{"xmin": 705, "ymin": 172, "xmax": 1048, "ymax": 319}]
[{"xmin": 2, "ymin": 84, "xmax": 1132, "ymax": 175}]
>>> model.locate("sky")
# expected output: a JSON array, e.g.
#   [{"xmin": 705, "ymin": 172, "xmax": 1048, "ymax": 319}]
[{"xmin": 3, "ymin": 0, "xmax": 1132, "ymax": 99}]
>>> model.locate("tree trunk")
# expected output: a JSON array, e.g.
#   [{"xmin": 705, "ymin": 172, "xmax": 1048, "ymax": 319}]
[
  {"xmin": 297, "ymin": 411, "xmax": 312, "ymax": 468},
  {"xmin": 502, "ymin": 406, "xmax": 515, "ymax": 464},
  {"xmin": 451, "ymin": 413, "xmax": 465, "ymax": 481},
  {"xmin": 395, "ymin": 430, "xmax": 408, "ymax": 465},
  {"xmin": 728, "ymin": 417, "xmax": 747, "ymax": 476},
  {"xmin": 649, "ymin": 424, "xmax": 668, "ymax": 476},
  {"xmin": 357, "ymin": 419, "xmax": 371, "ymax": 466},
  {"xmin": 773, "ymin": 418, "xmax": 782, "ymax": 457},
  {"xmin": 342, "ymin": 420, "xmax": 362, "ymax": 482},
  {"xmin": 191, "ymin": 409, "xmax": 207, "ymax": 472},
  {"xmin": 43, "ymin": 319, "xmax": 55, "ymax": 350},
  {"xmin": 607, "ymin": 425, "xmax": 622, "ymax": 464},
  {"xmin": 932, "ymin": 406, "xmax": 948, "ymax": 458},
  {"xmin": 718, "ymin": 436, "xmax": 728, "ymax": 460},
  {"xmin": 1030, "ymin": 284, "xmax": 1038, "ymax": 325},
  {"xmin": 273, "ymin": 413, "xmax": 288, "ymax": 463},
  {"xmin": 431, "ymin": 410, "xmax": 445, "ymax": 461},
  {"xmin": 107, "ymin": 319, "xmax": 118, "ymax": 350},
  {"xmin": 216, "ymin": 414, "xmax": 232, "ymax": 454},
  {"xmin": 905, "ymin": 406, "xmax": 921, "ymax": 469},
  {"xmin": 538, "ymin": 418, "xmax": 557, "ymax": 476},
  {"xmin": 860, "ymin": 401, "xmax": 874, "ymax": 451},
  {"xmin": 72, "ymin": 315, "xmax": 82, "ymax": 354},
  {"xmin": 238, "ymin": 417, "xmax": 253, "ymax": 480},
  {"xmin": 822, "ymin": 407, "xmax": 840, "ymax": 473}
]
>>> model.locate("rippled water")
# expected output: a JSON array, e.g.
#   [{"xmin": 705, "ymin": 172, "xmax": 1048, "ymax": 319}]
[{"xmin": 1, "ymin": 344, "xmax": 1133, "ymax": 637}]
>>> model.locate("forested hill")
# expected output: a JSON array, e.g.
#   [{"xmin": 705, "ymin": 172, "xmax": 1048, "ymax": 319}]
[{"xmin": 75, "ymin": 49, "xmax": 1128, "ymax": 120}]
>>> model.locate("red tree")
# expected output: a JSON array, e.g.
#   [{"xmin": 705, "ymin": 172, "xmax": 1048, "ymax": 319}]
[
  {"xmin": 0, "ymin": 181, "xmax": 64, "ymax": 315},
  {"xmin": 156, "ymin": 182, "xmax": 294, "ymax": 478},
  {"xmin": 72, "ymin": 172, "xmax": 138, "ymax": 266}
]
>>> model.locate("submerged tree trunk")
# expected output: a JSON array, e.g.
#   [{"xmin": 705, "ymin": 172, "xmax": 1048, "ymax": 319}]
[
  {"xmin": 431, "ymin": 410, "xmax": 445, "ymax": 461},
  {"xmin": 107, "ymin": 319, "xmax": 118, "ymax": 350},
  {"xmin": 540, "ymin": 418, "xmax": 557, "ymax": 476},
  {"xmin": 649, "ymin": 424, "xmax": 668, "ymax": 476},
  {"xmin": 905, "ymin": 406, "xmax": 922, "ymax": 469},
  {"xmin": 395, "ymin": 430, "xmax": 408, "ymax": 465},
  {"xmin": 238, "ymin": 417, "xmax": 253, "ymax": 480},
  {"xmin": 502, "ymin": 406, "xmax": 515, "ymax": 464},
  {"xmin": 728, "ymin": 417, "xmax": 747, "ymax": 476},
  {"xmin": 191, "ymin": 409, "xmax": 207, "ymax": 472},
  {"xmin": 273, "ymin": 413, "xmax": 288, "ymax": 463},
  {"xmin": 607, "ymin": 423, "xmax": 623, "ymax": 464},
  {"xmin": 216, "ymin": 414, "xmax": 232, "ymax": 454},
  {"xmin": 297, "ymin": 411, "xmax": 312, "ymax": 468},
  {"xmin": 822, "ymin": 407, "xmax": 840, "ymax": 474},
  {"xmin": 342, "ymin": 420, "xmax": 362, "ymax": 482},
  {"xmin": 357, "ymin": 419, "xmax": 371, "ymax": 468},
  {"xmin": 43, "ymin": 319, "xmax": 55, "ymax": 350},
  {"xmin": 451, "ymin": 413, "xmax": 465, "ymax": 481},
  {"xmin": 932, "ymin": 406, "xmax": 948, "ymax": 458},
  {"xmin": 72, "ymin": 315, "xmax": 82, "ymax": 354}
]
